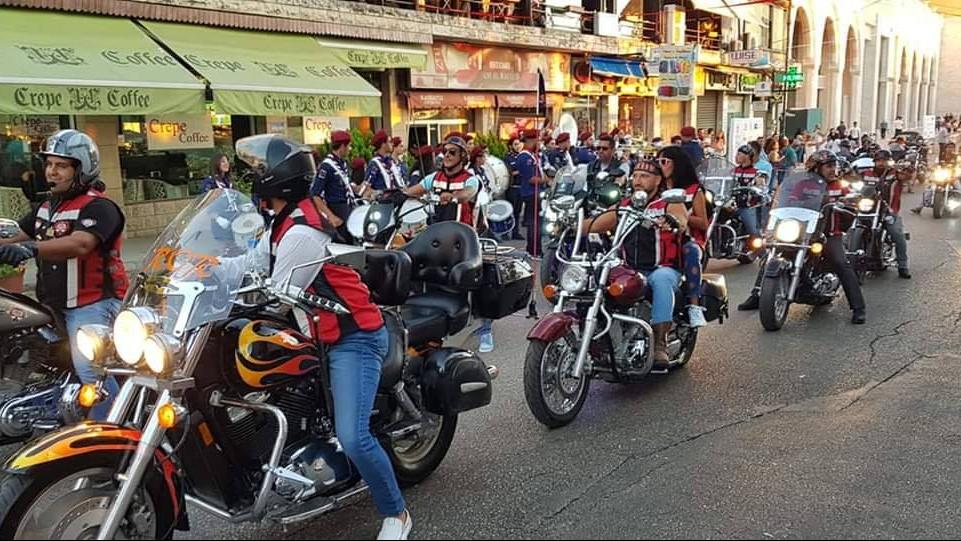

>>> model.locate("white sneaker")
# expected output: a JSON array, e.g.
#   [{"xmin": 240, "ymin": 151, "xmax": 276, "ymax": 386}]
[
  {"xmin": 377, "ymin": 511, "xmax": 413, "ymax": 540},
  {"xmin": 686, "ymin": 305, "xmax": 707, "ymax": 328}
]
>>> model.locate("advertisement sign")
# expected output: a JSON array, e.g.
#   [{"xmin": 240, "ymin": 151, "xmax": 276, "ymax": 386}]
[
  {"xmin": 923, "ymin": 115, "xmax": 936, "ymax": 139},
  {"xmin": 754, "ymin": 81, "xmax": 773, "ymax": 98},
  {"xmin": 303, "ymin": 116, "xmax": 350, "ymax": 145},
  {"xmin": 145, "ymin": 114, "xmax": 214, "ymax": 151},
  {"xmin": 411, "ymin": 43, "xmax": 570, "ymax": 92},
  {"xmin": 654, "ymin": 45, "xmax": 697, "ymax": 102},
  {"xmin": 738, "ymin": 73, "xmax": 762, "ymax": 94},
  {"xmin": 728, "ymin": 117, "xmax": 765, "ymax": 163}
]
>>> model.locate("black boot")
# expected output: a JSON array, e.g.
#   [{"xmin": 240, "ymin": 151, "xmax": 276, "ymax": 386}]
[
  {"xmin": 852, "ymin": 308, "xmax": 867, "ymax": 324},
  {"xmin": 737, "ymin": 293, "xmax": 760, "ymax": 311},
  {"xmin": 898, "ymin": 269, "xmax": 912, "ymax": 279}
]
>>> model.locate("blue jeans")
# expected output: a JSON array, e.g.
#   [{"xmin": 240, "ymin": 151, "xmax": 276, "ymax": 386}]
[
  {"xmin": 478, "ymin": 319, "xmax": 493, "ymax": 334},
  {"xmin": 681, "ymin": 242, "xmax": 702, "ymax": 300},
  {"xmin": 642, "ymin": 267, "xmax": 681, "ymax": 325},
  {"xmin": 63, "ymin": 298, "xmax": 121, "ymax": 420},
  {"xmin": 328, "ymin": 326, "xmax": 405, "ymax": 517},
  {"xmin": 737, "ymin": 206, "xmax": 761, "ymax": 238}
]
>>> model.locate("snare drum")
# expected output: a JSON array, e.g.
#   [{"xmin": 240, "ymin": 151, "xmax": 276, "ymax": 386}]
[
  {"xmin": 396, "ymin": 199, "xmax": 429, "ymax": 238},
  {"xmin": 486, "ymin": 200, "xmax": 515, "ymax": 241}
]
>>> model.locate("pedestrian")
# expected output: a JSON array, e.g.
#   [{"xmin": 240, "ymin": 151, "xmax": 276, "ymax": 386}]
[
  {"xmin": 679, "ymin": 126, "xmax": 704, "ymax": 168},
  {"xmin": 391, "ymin": 136, "xmax": 409, "ymax": 183},
  {"xmin": 938, "ymin": 122, "xmax": 951, "ymax": 164},
  {"xmin": 894, "ymin": 115, "xmax": 904, "ymax": 136},
  {"xmin": 849, "ymin": 121, "xmax": 862, "ymax": 140},
  {"xmin": 777, "ymin": 135, "xmax": 797, "ymax": 184},
  {"xmin": 201, "ymin": 152, "xmax": 234, "ymax": 192},
  {"xmin": 505, "ymin": 135, "xmax": 525, "ymax": 240},
  {"xmin": 311, "ymin": 130, "xmax": 361, "ymax": 225},
  {"xmin": 880, "ymin": 119, "xmax": 889, "ymax": 139},
  {"xmin": 712, "ymin": 130, "xmax": 726, "ymax": 155},
  {"xmin": 515, "ymin": 129, "xmax": 546, "ymax": 256}
]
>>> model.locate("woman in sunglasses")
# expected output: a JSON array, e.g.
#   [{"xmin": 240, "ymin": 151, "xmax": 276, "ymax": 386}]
[{"xmin": 655, "ymin": 146, "xmax": 709, "ymax": 328}]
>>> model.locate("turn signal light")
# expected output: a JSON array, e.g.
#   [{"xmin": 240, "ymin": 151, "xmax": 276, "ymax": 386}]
[
  {"xmin": 607, "ymin": 282, "xmax": 625, "ymax": 297},
  {"xmin": 810, "ymin": 242, "xmax": 824, "ymax": 255},
  {"xmin": 750, "ymin": 237, "xmax": 764, "ymax": 250},
  {"xmin": 157, "ymin": 404, "xmax": 180, "ymax": 429},
  {"xmin": 78, "ymin": 384, "xmax": 100, "ymax": 409},
  {"xmin": 543, "ymin": 284, "xmax": 558, "ymax": 301}
]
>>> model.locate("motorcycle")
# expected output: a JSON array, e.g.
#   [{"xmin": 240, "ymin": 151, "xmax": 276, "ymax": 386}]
[
  {"xmin": 758, "ymin": 172, "xmax": 858, "ymax": 331},
  {"xmin": 697, "ymin": 156, "xmax": 768, "ymax": 265},
  {"xmin": 0, "ymin": 219, "xmax": 85, "ymax": 445},
  {"xmin": 0, "ymin": 189, "xmax": 512, "ymax": 539},
  {"xmin": 922, "ymin": 164, "xmax": 961, "ymax": 219},
  {"xmin": 346, "ymin": 192, "xmax": 440, "ymax": 247},
  {"xmin": 523, "ymin": 189, "xmax": 728, "ymax": 428},
  {"xmin": 846, "ymin": 180, "xmax": 900, "ymax": 282}
]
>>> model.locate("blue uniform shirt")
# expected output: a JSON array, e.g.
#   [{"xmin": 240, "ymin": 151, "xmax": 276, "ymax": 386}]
[
  {"xmin": 574, "ymin": 147, "xmax": 596, "ymax": 165},
  {"xmin": 366, "ymin": 154, "xmax": 403, "ymax": 191},
  {"xmin": 310, "ymin": 154, "xmax": 351, "ymax": 203},
  {"xmin": 516, "ymin": 151, "xmax": 541, "ymax": 199}
]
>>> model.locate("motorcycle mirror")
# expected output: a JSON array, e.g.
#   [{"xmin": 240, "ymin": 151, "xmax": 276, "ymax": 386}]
[
  {"xmin": 660, "ymin": 188, "xmax": 687, "ymax": 205},
  {"xmin": 20, "ymin": 167, "xmax": 50, "ymax": 204},
  {"xmin": 631, "ymin": 190, "xmax": 649, "ymax": 209},
  {"xmin": 596, "ymin": 171, "xmax": 610, "ymax": 181},
  {"xmin": 328, "ymin": 243, "xmax": 367, "ymax": 271},
  {"xmin": 0, "ymin": 218, "xmax": 22, "ymax": 240}
]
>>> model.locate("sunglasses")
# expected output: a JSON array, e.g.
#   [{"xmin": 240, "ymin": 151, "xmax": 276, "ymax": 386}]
[
  {"xmin": 656, "ymin": 157, "xmax": 673, "ymax": 167},
  {"xmin": 598, "ymin": 145, "xmax": 613, "ymax": 151},
  {"xmin": 443, "ymin": 147, "xmax": 461, "ymax": 157}
]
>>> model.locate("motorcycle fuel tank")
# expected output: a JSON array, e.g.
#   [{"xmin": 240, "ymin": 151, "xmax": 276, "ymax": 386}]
[
  {"xmin": 228, "ymin": 319, "xmax": 322, "ymax": 391},
  {"xmin": 0, "ymin": 290, "xmax": 54, "ymax": 334}
]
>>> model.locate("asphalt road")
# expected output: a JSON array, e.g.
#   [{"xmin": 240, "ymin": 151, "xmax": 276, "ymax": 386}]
[
  {"xmin": 4, "ymin": 191, "xmax": 960, "ymax": 540},
  {"xmin": 175, "ymin": 190, "xmax": 961, "ymax": 539}
]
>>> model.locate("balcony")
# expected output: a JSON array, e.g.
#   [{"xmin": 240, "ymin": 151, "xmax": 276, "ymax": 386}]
[{"xmin": 350, "ymin": 0, "xmax": 548, "ymax": 27}]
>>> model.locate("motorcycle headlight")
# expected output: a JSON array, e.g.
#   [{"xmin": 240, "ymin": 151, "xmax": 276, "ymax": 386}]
[
  {"xmin": 934, "ymin": 168, "xmax": 951, "ymax": 183},
  {"xmin": 143, "ymin": 334, "xmax": 180, "ymax": 375},
  {"xmin": 774, "ymin": 220, "xmax": 802, "ymax": 243},
  {"xmin": 77, "ymin": 324, "xmax": 112, "ymax": 364},
  {"xmin": 851, "ymin": 180, "xmax": 865, "ymax": 192},
  {"xmin": 559, "ymin": 265, "xmax": 589, "ymax": 294},
  {"xmin": 113, "ymin": 307, "xmax": 160, "ymax": 365},
  {"xmin": 858, "ymin": 198, "xmax": 876, "ymax": 213},
  {"xmin": 543, "ymin": 207, "xmax": 559, "ymax": 221}
]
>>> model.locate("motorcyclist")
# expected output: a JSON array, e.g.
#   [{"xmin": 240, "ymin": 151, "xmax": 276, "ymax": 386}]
[
  {"xmin": 0, "ymin": 129, "xmax": 127, "ymax": 420},
  {"xmin": 587, "ymin": 133, "xmax": 630, "ymax": 193},
  {"xmin": 403, "ymin": 135, "xmax": 479, "ymax": 225},
  {"xmin": 235, "ymin": 134, "xmax": 412, "ymax": 540},
  {"xmin": 864, "ymin": 150, "xmax": 911, "ymax": 278},
  {"xmin": 738, "ymin": 150, "xmax": 867, "ymax": 324},
  {"xmin": 731, "ymin": 144, "xmax": 768, "ymax": 241},
  {"xmin": 583, "ymin": 159, "xmax": 688, "ymax": 370}
]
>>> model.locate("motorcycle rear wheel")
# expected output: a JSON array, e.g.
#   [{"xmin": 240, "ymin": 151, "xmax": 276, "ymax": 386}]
[
  {"xmin": 759, "ymin": 274, "xmax": 790, "ymax": 332},
  {"xmin": 934, "ymin": 190, "xmax": 945, "ymax": 219},
  {"xmin": 385, "ymin": 413, "xmax": 457, "ymax": 488},
  {"xmin": 524, "ymin": 335, "xmax": 590, "ymax": 429}
]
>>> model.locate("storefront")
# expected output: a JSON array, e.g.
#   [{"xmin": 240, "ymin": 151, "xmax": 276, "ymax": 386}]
[
  {"xmin": 405, "ymin": 91, "xmax": 494, "ymax": 145},
  {"xmin": 698, "ymin": 70, "xmax": 738, "ymax": 134}
]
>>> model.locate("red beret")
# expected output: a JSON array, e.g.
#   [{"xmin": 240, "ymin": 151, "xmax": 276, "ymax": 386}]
[
  {"xmin": 555, "ymin": 133, "xmax": 571, "ymax": 144},
  {"xmin": 522, "ymin": 129, "xmax": 539, "ymax": 140},
  {"xmin": 391, "ymin": 136, "xmax": 402, "ymax": 147},
  {"xmin": 578, "ymin": 131, "xmax": 593, "ymax": 142},
  {"xmin": 417, "ymin": 144, "xmax": 434, "ymax": 157},
  {"xmin": 330, "ymin": 130, "xmax": 351, "ymax": 146},
  {"xmin": 680, "ymin": 126, "xmax": 697, "ymax": 138},
  {"xmin": 445, "ymin": 131, "xmax": 463, "ymax": 140},
  {"xmin": 464, "ymin": 133, "xmax": 474, "ymax": 142},
  {"xmin": 351, "ymin": 157, "xmax": 367, "ymax": 170},
  {"xmin": 371, "ymin": 130, "xmax": 389, "ymax": 148},
  {"xmin": 470, "ymin": 145, "xmax": 487, "ymax": 160}
]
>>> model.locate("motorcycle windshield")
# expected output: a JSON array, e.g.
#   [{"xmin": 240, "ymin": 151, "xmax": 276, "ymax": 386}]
[
  {"xmin": 774, "ymin": 172, "xmax": 828, "ymax": 212},
  {"xmin": 697, "ymin": 155, "xmax": 735, "ymax": 199},
  {"xmin": 127, "ymin": 189, "xmax": 268, "ymax": 334},
  {"xmin": 552, "ymin": 166, "xmax": 587, "ymax": 196}
]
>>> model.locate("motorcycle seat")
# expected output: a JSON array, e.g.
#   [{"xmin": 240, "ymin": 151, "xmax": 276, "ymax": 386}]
[
  {"xmin": 404, "ymin": 290, "xmax": 471, "ymax": 338},
  {"xmin": 399, "ymin": 304, "xmax": 451, "ymax": 347}
]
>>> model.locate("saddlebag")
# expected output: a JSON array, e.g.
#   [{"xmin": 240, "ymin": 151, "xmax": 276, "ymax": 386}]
[
  {"xmin": 419, "ymin": 348, "xmax": 492, "ymax": 415},
  {"xmin": 471, "ymin": 251, "xmax": 533, "ymax": 320},
  {"xmin": 702, "ymin": 273, "xmax": 729, "ymax": 323}
]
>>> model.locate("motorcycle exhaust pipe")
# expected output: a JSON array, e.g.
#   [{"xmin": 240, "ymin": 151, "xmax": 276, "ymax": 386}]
[{"xmin": 487, "ymin": 365, "xmax": 499, "ymax": 380}]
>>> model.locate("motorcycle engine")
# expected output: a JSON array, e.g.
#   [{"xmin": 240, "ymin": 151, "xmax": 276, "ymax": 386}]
[
  {"xmin": 611, "ymin": 304, "xmax": 653, "ymax": 373},
  {"xmin": 274, "ymin": 438, "xmax": 358, "ymax": 501},
  {"xmin": 812, "ymin": 273, "xmax": 840, "ymax": 296}
]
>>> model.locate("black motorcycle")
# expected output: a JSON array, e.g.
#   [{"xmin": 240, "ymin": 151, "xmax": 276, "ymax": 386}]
[
  {"xmin": 698, "ymin": 156, "xmax": 766, "ymax": 265},
  {"xmin": 0, "ymin": 189, "xmax": 530, "ymax": 539},
  {"xmin": 846, "ymin": 180, "xmax": 901, "ymax": 282}
]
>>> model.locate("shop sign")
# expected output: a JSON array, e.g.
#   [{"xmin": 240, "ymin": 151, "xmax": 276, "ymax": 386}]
[
  {"xmin": 752, "ymin": 100, "xmax": 769, "ymax": 112},
  {"xmin": 411, "ymin": 43, "xmax": 570, "ymax": 92},
  {"xmin": 653, "ymin": 45, "xmax": 697, "ymax": 102},
  {"xmin": 617, "ymin": 80, "xmax": 656, "ymax": 97},
  {"xmin": 1, "ymin": 85, "xmax": 201, "ymax": 116},
  {"xmin": 738, "ymin": 74, "xmax": 762, "ymax": 94},
  {"xmin": 407, "ymin": 92, "xmax": 496, "ymax": 109},
  {"xmin": 303, "ymin": 116, "xmax": 350, "ymax": 145},
  {"xmin": 754, "ymin": 81, "xmax": 773, "ymax": 98},
  {"xmin": 2, "ymin": 115, "xmax": 60, "ymax": 137},
  {"xmin": 705, "ymin": 71, "xmax": 737, "ymax": 92},
  {"xmin": 726, "ymin": 49, "xmax": 769, "ymax": 68},
  {"xmin": 145, "ymin": 114, "xmax": 214, "ymax": 151}
]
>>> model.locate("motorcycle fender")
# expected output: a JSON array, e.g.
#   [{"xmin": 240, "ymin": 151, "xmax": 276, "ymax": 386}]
[
  {"xmin": 763, "ymin": 256, "xmax": 791, "ymax": 278},
  {"xmin": 527, "ymin": 312, "xmax": 576, "ymax": 342},
  {"xmin": 3, "ymin": 422, "xmax": 185, "ymax": 523}
]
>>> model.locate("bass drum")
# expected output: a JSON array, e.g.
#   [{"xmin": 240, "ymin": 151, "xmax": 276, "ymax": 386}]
[
  {"xmin": 347, "ymin": 204, "xmax": 370, "ymax": 243},
  {"xmin": 484, "ymin": 155, "xmax": 510, "ymax": 197}
]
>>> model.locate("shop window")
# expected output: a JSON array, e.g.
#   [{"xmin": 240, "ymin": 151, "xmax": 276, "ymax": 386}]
[
  {"xmin": 118, "ymin": 114, "xmax": 234, "ymax": 203},
  {"xmin": 0, "ymin": 115, "xmax": 68, "ymax": 219}
]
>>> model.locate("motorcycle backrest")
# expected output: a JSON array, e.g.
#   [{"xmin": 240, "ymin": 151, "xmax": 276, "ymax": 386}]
[
  {"xmin": 361, "ymin": 249, "xmax": 411, "ymax": 306},
  {"xmin": 401, "ymin": 221, "xmax": 482, "ymax": 289}
]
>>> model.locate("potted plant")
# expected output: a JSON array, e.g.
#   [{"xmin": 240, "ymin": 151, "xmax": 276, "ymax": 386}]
[{"xmin": 0, "ymin": 264, "xmax": 25, "ymax": 294}]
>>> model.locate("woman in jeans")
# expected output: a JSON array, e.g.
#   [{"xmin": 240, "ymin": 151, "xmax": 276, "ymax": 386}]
[{"xmin": 656, "ymin": 145, "xmax": 709, "ymax": 328}]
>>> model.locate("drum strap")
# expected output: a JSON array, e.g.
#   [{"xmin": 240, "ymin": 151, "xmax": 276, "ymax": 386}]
[{"xmin": 323, "ymin": 156, "xmax": 356, "ymax": 207}]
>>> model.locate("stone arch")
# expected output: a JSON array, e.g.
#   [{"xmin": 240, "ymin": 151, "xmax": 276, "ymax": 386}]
[
  {"xmin": 788, "ymin": 7, "xmax": 814, "ymax": 109},
  {"xmin": 841, "ymin": 25, "xmax": 860, "ymax": 125},
  {"xmin": 817, "ymin": 17, "xmax": 839, "ymax": 126}
]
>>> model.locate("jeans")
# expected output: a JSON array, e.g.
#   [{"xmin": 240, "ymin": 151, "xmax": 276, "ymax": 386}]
[
  {"xmin": 737, "ymin": 206, "xmax": 761, "ymax": 238},
  {"xmin": 681, "ymin": 242, "xmax": 702, "ymax": 299},
  {"xmin": 63, "ymin": 298, "xmax": 121, "ymax": 420},
  {"xmin": 328, "ymin": 326, "xmax": 405, "ymax": 517},
  {"xmin": 642, "ymin": 267, "xmax": 681, "ymax": 325},
  {"xmin": 883, "ymin": 214, "xmax": 909, "ymax": 270},
  {"xmin": 478, "ymin": 319, "xmax": 493, "ymax": 334}
]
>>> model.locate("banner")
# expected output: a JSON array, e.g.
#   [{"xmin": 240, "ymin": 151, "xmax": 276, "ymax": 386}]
[
  {"xmin": 653, "ymin": 45, "xmax": 697, "ymax": 102},
  {"xmin": 412, "ymin": 43, "xmax": 570, "ymax": 92},
  {"xmin": 728, "ymin": 117, "xmax": 765, "ymax": 163},
  {"xmin": 303, "ymin": 116, "xmax": 350, "ymax": 145},
  {"xmin": 145, "ymin": 114, "xmax": 214, "ymax": 151}
]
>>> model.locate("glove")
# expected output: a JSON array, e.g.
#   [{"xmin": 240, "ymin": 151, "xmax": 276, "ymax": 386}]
[{"xmin": 0, "ymin": 242, "xmax": 37, "ymax": 266}]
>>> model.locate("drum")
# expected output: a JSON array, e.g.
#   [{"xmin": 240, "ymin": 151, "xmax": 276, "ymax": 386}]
[
  {"xmin": 486, "ymin": 200, "xmax": 515, "ymax": 241},
  {"xmin": 484, "ymin": 155, "xmax": 511, "ymax": 197},
  {"xmin": 396, "ymin": 199, "xmax": 429, "ymax": 239},
  {"xmin": 346, "ymin": 204, "xmax": 370, "ymax": 242}
]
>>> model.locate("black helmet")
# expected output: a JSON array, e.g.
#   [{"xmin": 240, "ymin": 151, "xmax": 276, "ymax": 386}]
[
  {"xmin": 806, "ymin": 149, "xmax": 838, "ymax": 172},
  {"xmin": 236, "ymin": 135, "xmax": 315, "ymax": 201},
  {"xmin": 873, "ymin": 149, "xmax": 892, "ymax": 161},
  {"xmin": 736, "ymin": 144, "xmax": 756, "ymax": 159}
]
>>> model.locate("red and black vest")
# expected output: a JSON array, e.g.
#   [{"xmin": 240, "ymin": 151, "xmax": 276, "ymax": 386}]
[
  {"xmin": 270, "ymin": 199, "xmax": 383, "ymax": 344},
  {"xmin": 865, "ymin": 168, "xmax": 902, "ymax": 214},
  {"xmin": 621, "ymin": 197, "xmax": 681, "ymax": 272},
  {"xmin": 733, "ymin": 166, "xmax": 765, "ymax": 208},
  {"xmin": 430, "ymin": 169, "xmax": 474, "ymax": 225},
  {"xmin": 33, "ymin": 191, "xmax": 127, "ymax": 310},
  {"xmin": 683, "ymin": 183, "xmax": 706, "ymax": 247},
  {"xmin": 825, "ymin": 180, "xmax": 852, "ymax": 236}
]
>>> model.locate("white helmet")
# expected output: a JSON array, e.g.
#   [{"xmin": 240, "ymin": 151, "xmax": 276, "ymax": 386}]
[{"xmin": 40, "ymin": 129, "xmax": 101, "ymax": 185}]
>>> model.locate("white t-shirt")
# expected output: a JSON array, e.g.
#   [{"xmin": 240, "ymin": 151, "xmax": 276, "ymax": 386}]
[{"xmin": 271, "ymin": 224, "xmax": 332, "ymax": 290}]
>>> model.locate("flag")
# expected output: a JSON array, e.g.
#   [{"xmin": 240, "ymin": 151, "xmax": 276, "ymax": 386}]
[{"xmin": 536, "ymin": 68, "xmax": 547, "ymax": 119}]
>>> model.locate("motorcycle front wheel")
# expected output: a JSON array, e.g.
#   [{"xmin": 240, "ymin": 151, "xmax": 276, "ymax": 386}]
[
  {"xmin": 759, "ymin": 273, "xmax": 791, "ymax": 332},
  {"xmin": 0, "ymin": 461, "xmax": 176, "ymax": 540},
  {"xmin": 934, "ymin": 190, "xmax": 946, "ymax": 219},
  {"xmin": 523, "ymin": 334, "xmax": 590, "ymax": 429}
]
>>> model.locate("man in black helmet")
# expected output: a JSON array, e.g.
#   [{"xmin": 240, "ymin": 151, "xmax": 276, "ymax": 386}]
[{"xmin": 0, "ymin": 129, "xmax": 128, "ymax": 419}]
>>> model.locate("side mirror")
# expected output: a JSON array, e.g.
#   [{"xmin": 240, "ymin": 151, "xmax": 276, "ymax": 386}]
[
  {"xmin": 20, "ymin": 166, "xmax": 50, "ymax": 204},
  {"xmin": 660, "ymin": 188, "xmax": 687, "ymax": 205},
  {"xmin": 631, "ymin": 190, "xmax": 649, "ymax": 209},
  {"xmin": 0, "ymin": 218, "xmax": 22, "ymax": 240},
  {"xmin": 596, "ymin": 171, "xmax": 610, "ymax": 182},
  {"xmin": 328, "ymin": 243, "xmax": 367, "ymax": 271}
]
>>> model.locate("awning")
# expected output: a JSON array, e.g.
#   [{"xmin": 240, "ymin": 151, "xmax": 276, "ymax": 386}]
[
  {"xmin": 142, "ymin": 22, "xmax": 382, "ymax": 117},
  {"xmin": 0, "ymin": 8, "xmax": 205, "ymax": 115},
  {"xmin": 315, "ymin": 38, "xmax": 428, "ymax": 70},
  {"xmin": 590, "ymin": 58, "xmax": 647, "ymax": 79},
  {"xmin": 407, "ymin": 92, "xmax": 495, "ymax": 109}
]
